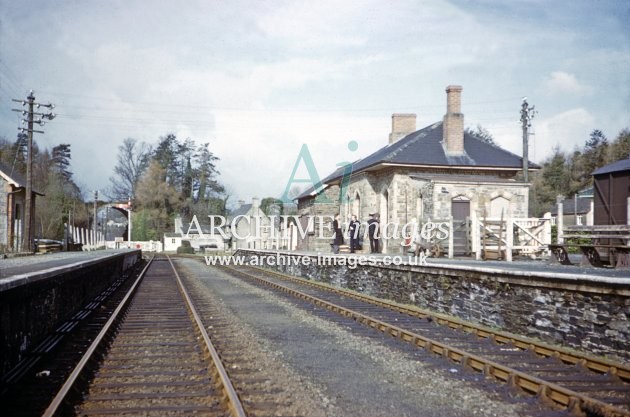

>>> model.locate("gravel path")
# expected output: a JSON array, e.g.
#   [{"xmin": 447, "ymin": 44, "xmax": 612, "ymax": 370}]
[{"xmin": 176, "ymin": 258, "xmax": 558, "ymax": 417}]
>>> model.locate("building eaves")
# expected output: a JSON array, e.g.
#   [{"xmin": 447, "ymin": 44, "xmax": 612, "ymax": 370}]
[
  {"xmin": 592, "ymin": 158, "xmax": 630, "ymax": 176},
  {"xmin": 0, "ymin": 160, "xmax": 44, "ymax": 195},
  {"xmin": 298, "ymin": 121, "xmax": 536, "ymax": 201}
]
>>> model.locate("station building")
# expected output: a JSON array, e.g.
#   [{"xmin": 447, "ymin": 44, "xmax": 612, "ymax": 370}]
[
  {"xmin": 0, "ymin": 161, "xmax": 42, "ymax": 252},
  {"xmin": 296, "ymin": 85, "xmax": 537, "ymax": 254}
]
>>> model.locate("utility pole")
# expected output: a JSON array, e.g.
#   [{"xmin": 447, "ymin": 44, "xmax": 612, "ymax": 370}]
[
  {"xmin": 12, "ymin": 91, "xmax": 55, "ymax": 252},
  {"xmin": 93, "ymin": 190, "xmax": 98, "ymax": 246},
  {"xmin": 520, "ymin": 98, "xmax": 536, "ymax": 183}
]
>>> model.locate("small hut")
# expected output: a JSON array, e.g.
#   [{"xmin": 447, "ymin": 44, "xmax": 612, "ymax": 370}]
[{"xmin": 592, "ymin": 158, "xmax": 630, "ymax": 225}]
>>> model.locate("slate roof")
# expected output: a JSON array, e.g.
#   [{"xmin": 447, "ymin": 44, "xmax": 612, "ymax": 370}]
[
  {"xmin": 0, "ymin": 160, "xmax": 27, "ymax": 187},
  {"xmin": 592, "ymin": 158, "xmax": 630, "ymax": 176},
  {"xmin": 0, "ymin": 160, "xmax": 44, "ymax": 195},
  {"xmin": 549, "ymin": 196, "xmax": 592, "ymax": 215},
  {"xmin": 228, "ymin": 203, "xmax": 252, "ymax": 220},
  {"xmin": 298, "ymin": 121, "xmax": 535, "ymax": 200}
]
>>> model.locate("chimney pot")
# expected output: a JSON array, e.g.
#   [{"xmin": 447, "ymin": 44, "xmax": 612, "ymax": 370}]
[
  {"xmin": 389, "ymin": 113, "xmax": 416, "ymax": 144},
  {"xmin": 443, "ymin": 85, "xmax": 464, "ymax": 156}
]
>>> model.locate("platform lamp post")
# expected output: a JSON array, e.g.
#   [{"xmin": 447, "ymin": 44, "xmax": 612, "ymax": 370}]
[{"xmin": 127, "ymin": 196, "xmax": 133, "ymax": 243}]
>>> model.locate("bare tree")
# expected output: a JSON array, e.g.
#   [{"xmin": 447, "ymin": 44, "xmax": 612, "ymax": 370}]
[{"xmin": 108, "ymin": 138, "xmax": 152, "ymax": 201}]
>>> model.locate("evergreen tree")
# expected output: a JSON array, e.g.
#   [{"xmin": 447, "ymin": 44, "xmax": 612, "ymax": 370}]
[
  {"xmin": 52, "ymin": 144, "xmax": 73, "ymax": 182},
  {"xmin": 134, "ymin": 160, "xmax": 182, "ymax": 239},
  {"xmin": 153, "ymin": 133, "xmax": 179, "ymax": 185},
  {"xmin": 194, "ymin": 142, "xmax": 222, "ymax": 203},
  {"xmin": 606, "ymin": 129, "xmax": 630, "ymax": 162},
  {"xmin": 465, "ymin": 124, "xmax": 496, "ymax": 145}
]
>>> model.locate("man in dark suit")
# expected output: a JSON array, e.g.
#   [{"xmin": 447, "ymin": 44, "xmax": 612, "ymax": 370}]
[
  {"xmin": 332, "ymin": 214, "xmax": 344, "ymax": 254},
  {"xmin": 348, "ymin": 214, "xmax": 360, "ymax": 253},
  {"xmin": 367, "ymin": 213, "xmax": 380, "ymax": 253}
]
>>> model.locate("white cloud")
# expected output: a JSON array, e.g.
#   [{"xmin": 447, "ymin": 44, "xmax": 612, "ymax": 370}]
[
  {"xmin": 211, "ymin": 110, "xmax": 388, "ymax": 202},
  {"xmin": 535, "ymin": 108, "xmax": 596, "ymax": 157},
  {"xmin": 544, "ymin": 71, "xmax": 590, "ymax": 95},
  {"xmin": 257, "ymin": 1, "xmax": 369, "ymax": 47},
  {"xmin": 1, "ymin": 0, "xmax": 628, "ymax": 205}
]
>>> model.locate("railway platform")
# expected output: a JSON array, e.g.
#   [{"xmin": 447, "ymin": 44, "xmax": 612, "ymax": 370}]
[{"xmin": 0, "ymin": 249, "xmax": 142, "ymax": 377}]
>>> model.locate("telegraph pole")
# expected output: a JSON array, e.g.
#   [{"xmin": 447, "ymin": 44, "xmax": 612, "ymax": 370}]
[
  {"xmin": 12, "ymin": 91, "xmax": 55, "ymax": 252},
  {"xmin": 93, "ymin": 190, "xmax": 99, "ymax": 246},
  {"xmin": 520, "ymin": 98, "xmax": 536, "ymax": 183}
]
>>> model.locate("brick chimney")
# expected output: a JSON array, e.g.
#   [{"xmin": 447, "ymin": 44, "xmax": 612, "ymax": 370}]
[
  {"xmin": 443, "ymin": 85, "xmax": 464, "ymax": 155},
  {"xmin": 389, "ymin": 113, "xmax": 416, "ymax": 144}
]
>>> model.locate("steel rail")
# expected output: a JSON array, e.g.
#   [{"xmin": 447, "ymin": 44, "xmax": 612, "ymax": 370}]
[
  {"xmin": 44, "ymin": 256, "xmax": 246, "ymax": 417},
  {"xmin": 223, "ymin": 264, "xmax": 630, "ymax": 417},
  {"xmin": 244, "ymin": 264, "xmax": 630, "ymax": 382},
  {"xmin": 167, "ymin": 256, "xmax": 246, "ymax": 417},
  {"xmin": 42, "ymin": 255, "xmax": 155, "ymax": 417}
]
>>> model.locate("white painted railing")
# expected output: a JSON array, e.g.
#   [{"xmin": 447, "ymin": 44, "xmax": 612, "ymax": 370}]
[
  {"xmin": 471, "ymin": 213, "xmax": 551, "ymax": 261},
  {"xmin": 68, "ymin": 225, "xmax": 105, "ymax": 250}
]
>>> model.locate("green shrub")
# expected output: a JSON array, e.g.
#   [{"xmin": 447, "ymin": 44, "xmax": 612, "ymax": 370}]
[{"xmin": 176, "ymin": 240, "xmax": 195, "ymax": 254}]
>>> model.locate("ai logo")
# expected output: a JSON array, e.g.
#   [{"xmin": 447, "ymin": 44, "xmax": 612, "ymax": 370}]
[{"xmin": 280, "ymin": 141, "xmax": 359, "ymax": 204}]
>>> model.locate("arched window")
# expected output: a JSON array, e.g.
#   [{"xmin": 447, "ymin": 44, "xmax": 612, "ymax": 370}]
[
  {"xmin": 353, "ymin": 191, "xmax": 361, "ymax": 219},
  {"xmin": 489, "ymin": 196, "xmax": 510, "ymax": 218}
]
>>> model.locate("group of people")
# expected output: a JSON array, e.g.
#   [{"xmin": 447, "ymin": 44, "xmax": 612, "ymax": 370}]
[{"xmin": 332, "ymin": 213, "xmax": 381, "ymax": 254}]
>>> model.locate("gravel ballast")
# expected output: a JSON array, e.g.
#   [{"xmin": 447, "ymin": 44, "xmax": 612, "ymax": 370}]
[{"xmin": 176, "ymin": 258, "xmax": 559, "ymax": 417}]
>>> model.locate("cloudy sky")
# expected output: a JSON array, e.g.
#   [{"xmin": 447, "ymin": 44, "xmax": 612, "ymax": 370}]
[{"xmin": 1, "ymin": 0, "xmax": 628, "ymax": 205}]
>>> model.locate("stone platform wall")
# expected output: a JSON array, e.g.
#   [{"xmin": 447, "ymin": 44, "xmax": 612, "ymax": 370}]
[
  {"xmin": 0, "ymin": 251, "xmax": 142, "ymax": 375},
  {"xmin": 237, "ymin": 250, "xmax": 629, "ymax": 362}
]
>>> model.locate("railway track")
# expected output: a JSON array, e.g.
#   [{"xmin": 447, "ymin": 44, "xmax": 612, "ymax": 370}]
[
  {"xmin": 43, "ymin": 256, "xmax": 245, "ymax": 417},
  {"xmin": 174, "ymin": 262, "xmax": 329, "ymax": 417},
  {"xmin": 220, "ymin": 264, "xmax": 630, "ymax": 417}
]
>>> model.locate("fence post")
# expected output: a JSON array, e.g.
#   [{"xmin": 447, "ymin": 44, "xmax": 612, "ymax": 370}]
[
  {"xmin": 556, "ymin": 195, "xmax": 564, "ymax": 244},
  {"xmin": 472, "ymin": 211, "xmax": 481, "ymax": 260},
  {"xmin": 506, "ymin": 217, "xmax": 513, "ymax": 262},
  {"xmin": 448, "ymin": 216, "xmax": 454, "ymax": 258}
]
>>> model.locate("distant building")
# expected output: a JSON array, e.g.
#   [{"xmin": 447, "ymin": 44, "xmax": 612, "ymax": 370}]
[
  {"xmin": 163, "ymin": 232, "xmax": 183, "ymax": 252},
  {"xmin": 228, "ymin": 198, "xmax": 274, "ymax": 250},
  {"xmin": 0, "ymin": 161, "xmax": 43, "ymax": 252},
  {"xmin": 296, "ymin": 85, "xmax": 538, "ymax": 254},
  {"xmin": 165, "ymin": 217, "xmax": 225, "ymax": 252},
  {"xmin": 548, "ymin": 188, "xmax": 594, "ymax": 226}
]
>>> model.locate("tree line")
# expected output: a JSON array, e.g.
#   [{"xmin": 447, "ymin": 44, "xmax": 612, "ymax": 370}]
[
  {"xmin": 0, "ymin": 135, "xmax": 87, "ymax": 241},
  {"xmin": 529, "ymin": 128, "xmax": 630, "ymax": 216},
  {"xmin": 2, "ymin": 126, "xmax": 628, "ymax": 244},
  {"xmin": 108, "ymin": 134, "xmax": 226, "ymax": 241}
]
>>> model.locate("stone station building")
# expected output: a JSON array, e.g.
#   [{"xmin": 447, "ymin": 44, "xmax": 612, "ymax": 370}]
[{"xmin": 296, "ymin": 85, "xmax": 537, "ymax": 255}]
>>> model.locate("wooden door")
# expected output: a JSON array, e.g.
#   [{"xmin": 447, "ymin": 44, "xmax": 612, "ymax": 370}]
[{"xmin": 451, "ymin": 199, "xmax": 470, "ymax": 255}]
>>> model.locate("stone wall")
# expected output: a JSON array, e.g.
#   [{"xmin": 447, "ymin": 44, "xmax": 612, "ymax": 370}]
[
  {"xmin": 238, "ymin": 250, "xmax": 629, "ymax": 362},
  {"xmin": 298, "ymin": 165, "xmax": 532, "ymax": 254},
  {"xmin": 0, "ymin": 250, "xmax": 142, "ymax": 375}
]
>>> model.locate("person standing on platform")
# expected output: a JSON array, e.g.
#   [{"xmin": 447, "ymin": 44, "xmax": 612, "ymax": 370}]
[
  {"xmin": 332, "ymin": 214, "xmax": 344, "ymax": 254},
  {"xmin": 367, "ymin": 213, "xmax": 380, "ymax": 253},
  {"xmin": 348, "ymin": 214, "xmax": 360, "ymax": 253}
]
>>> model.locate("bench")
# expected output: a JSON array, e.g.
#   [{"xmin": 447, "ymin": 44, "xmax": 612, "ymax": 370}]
[{"xmin": 550, "ymin": 225, "xmax": 630, "ymax": 268}]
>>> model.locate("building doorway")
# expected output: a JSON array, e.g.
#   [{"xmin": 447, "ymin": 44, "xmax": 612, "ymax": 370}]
[
  {"xmin": 451, "ymin": 197, "xmax": 470, "ymax": 256},
  {"xmin": 380, "ymin": 189, "xmax": 389, "ymax": 252}
]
